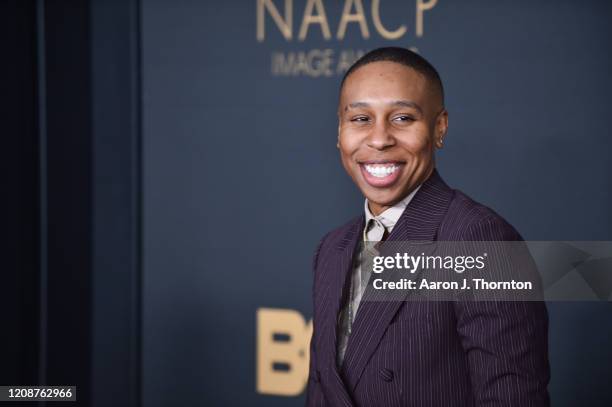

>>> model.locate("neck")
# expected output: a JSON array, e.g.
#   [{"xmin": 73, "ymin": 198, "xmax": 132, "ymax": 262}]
[{"xmin": 368, "ymin": 201, "xmax": 389, "ymax": 216}]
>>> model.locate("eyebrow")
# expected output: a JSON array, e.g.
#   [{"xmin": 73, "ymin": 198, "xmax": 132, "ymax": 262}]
[{"xmin": 345, "ymin": 100, "xmax": 423, "ymax": 114}]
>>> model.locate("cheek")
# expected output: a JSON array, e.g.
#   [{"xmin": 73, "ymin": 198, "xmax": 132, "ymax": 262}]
[
  {"xmin": 398, "ymin": 130, "xmax": 434, "ymax": 156},
  {"xmin": 338, "ymin": 131, "xmax": 360, "ymax": 159}
]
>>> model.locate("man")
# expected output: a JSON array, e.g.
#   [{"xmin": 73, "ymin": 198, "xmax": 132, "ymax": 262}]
[{"xmin": 306, "ymin": 47, "xmax": 550, "ymax": 406}]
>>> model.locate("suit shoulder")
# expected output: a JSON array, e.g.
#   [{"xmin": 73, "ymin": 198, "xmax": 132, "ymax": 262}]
[
  {"xmin": 440, "ymin": 189, "xmax": 522, "ymax": 240},
  {"xmin": 311, "ymin": 215, "xmax": 362, "ymax": 287},
  {"xmin": 312, "ymin": 215, "xmax": 362, "ymax": 268}
]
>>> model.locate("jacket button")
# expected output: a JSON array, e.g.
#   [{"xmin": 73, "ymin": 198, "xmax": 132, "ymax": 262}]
[{"xmin": 380, "ymin": 368, "xmax": 394, "ymax": 382}]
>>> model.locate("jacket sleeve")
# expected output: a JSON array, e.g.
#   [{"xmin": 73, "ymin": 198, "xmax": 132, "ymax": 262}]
[{"xmin": 453, "ymin": 217, "xmax": 550, "ymax": 406}]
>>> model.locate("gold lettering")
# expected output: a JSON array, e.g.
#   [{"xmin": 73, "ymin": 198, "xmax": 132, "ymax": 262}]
[
  {"xmin": 257, "ymin": 0, "xmax": 293, "ymax": 42},
  {"xmin": 271, "ymin": 49, "xmax": 334, "ymax": 77},
  {"xmin": 308, "ymin": 49, "xmax": 334, "ymax": 77},
  {"xmin": 256, "ymin": 308, "xmax": 313, "ymax": 396},
  {"xmin": 416, "ymin": 0, "xmax": 437, "ymax": 37},
  {"xmin": 337, "ymin": 0, "xmax": 370, "ymax": 40},
  {"xmin": 371, "ymin": 0, "xmax": 406, "ymax": 40},
  {"xmin": 298, "ymin": 0, "xmax": 331, "ymax": 41},
  {"xmin": 336, "ymin": 49, "xmax": 365, "ymax": 74},
  {"xmin": 271, "ymin": 51, "xmax": 295, "ymax": 75}
]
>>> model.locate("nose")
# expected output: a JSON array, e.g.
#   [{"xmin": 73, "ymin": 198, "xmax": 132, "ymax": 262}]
[{"xmin": 367, "ymin": 120, "xmax": 395, "ymax": 150}]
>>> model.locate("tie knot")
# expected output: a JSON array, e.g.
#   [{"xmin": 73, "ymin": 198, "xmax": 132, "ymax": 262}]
[{"xmin": 366, "ymin": 218, "xmax": 386, "ymax": 242}]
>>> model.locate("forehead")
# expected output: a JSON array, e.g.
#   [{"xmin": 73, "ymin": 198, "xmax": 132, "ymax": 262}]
[{"xmin": 340, "ymin": 61, "xmax": 430, "ymax": 105}]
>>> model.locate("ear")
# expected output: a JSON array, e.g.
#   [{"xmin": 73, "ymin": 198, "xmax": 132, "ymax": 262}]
[{"xmin": 434, "ymin": 109, "xmax": 448, "ymax": 149}]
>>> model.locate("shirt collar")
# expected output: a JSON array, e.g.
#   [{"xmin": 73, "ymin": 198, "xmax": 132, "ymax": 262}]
[{"xmin": 364, "ymin": 184, "xmax": 422, "ymax": 234}]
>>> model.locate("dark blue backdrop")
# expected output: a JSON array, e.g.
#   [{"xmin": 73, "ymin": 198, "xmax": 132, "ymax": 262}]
[{"xmin": 141, "ymin": 1, "xmax": 612, "ymax": 405}]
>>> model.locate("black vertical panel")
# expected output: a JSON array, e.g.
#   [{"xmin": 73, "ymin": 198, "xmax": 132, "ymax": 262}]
[
  {"xmin": 44, "ymin": 0, "xmax": 92, "ymax": 404},
  {"xmin": 0, "ymin": 0, "xmax": 40, "ymax": 387},
  {"xmin": 90, "ymin": 0, "xmax": 142, "ymax": 406},
  {"xmin": 2, "ymin": 1, "xmax": 142, "ymax": 404},
  {"xmin": 43, "ymin": 0, "xmax": 143, "ymax": 405}
]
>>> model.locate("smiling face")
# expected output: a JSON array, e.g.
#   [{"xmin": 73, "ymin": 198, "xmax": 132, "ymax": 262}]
[{"xmin": 337, "ymin": 61, "xmax": 448, "ymax": 215}]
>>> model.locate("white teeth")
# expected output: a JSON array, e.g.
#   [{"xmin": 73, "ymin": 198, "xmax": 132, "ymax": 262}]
[{"xmin": 364, "ymin": 164, "xmax": 399, "ymax": 178}]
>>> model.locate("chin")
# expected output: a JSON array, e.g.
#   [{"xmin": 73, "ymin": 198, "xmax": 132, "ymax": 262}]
[{"xmin": 362, "ymin": 188, "xmax": 403, "ymax": 206}]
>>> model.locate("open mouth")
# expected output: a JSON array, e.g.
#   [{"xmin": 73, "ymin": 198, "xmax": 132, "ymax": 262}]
[{"xmin": 359, "ymin": 161, "xmax": 404, "ymax": 188}]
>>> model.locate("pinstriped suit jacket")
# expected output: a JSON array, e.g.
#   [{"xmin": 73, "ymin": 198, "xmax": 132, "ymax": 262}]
[{"xmin": 306, "ymin": 170, "xmax": 550, "ymax": 406}]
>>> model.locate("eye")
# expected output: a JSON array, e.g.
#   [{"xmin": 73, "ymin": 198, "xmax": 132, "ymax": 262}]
[
  {"xmin": 350, "ymin": 116, "xmax": 370, "ymax": 123},
  {"xmin": 392, "ymin": 115, "xmax": 415, "ymax": 123}
]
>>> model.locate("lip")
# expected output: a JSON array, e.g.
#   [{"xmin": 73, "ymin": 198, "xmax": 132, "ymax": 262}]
[
  {"xmin": 358, "ymin": 161, "xmax": 404, "ymax": 188},
  {"xmin": 358, "ymin": 159, "xmax": 405, "ymax": 165}
]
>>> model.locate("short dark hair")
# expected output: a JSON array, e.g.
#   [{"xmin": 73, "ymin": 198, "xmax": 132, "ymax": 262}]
[{"xmin": 340, "ymin": 47, "xmax": 444, "ymax": 104}]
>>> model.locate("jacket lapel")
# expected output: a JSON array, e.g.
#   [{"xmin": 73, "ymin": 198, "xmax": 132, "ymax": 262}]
[
  {"xmin": 318, "ymin": 216, "xmax": 363, "ymax": 406},
  {"xmin": 339, "ymin": 170, "xmax": 454, "ymax": 392}
]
